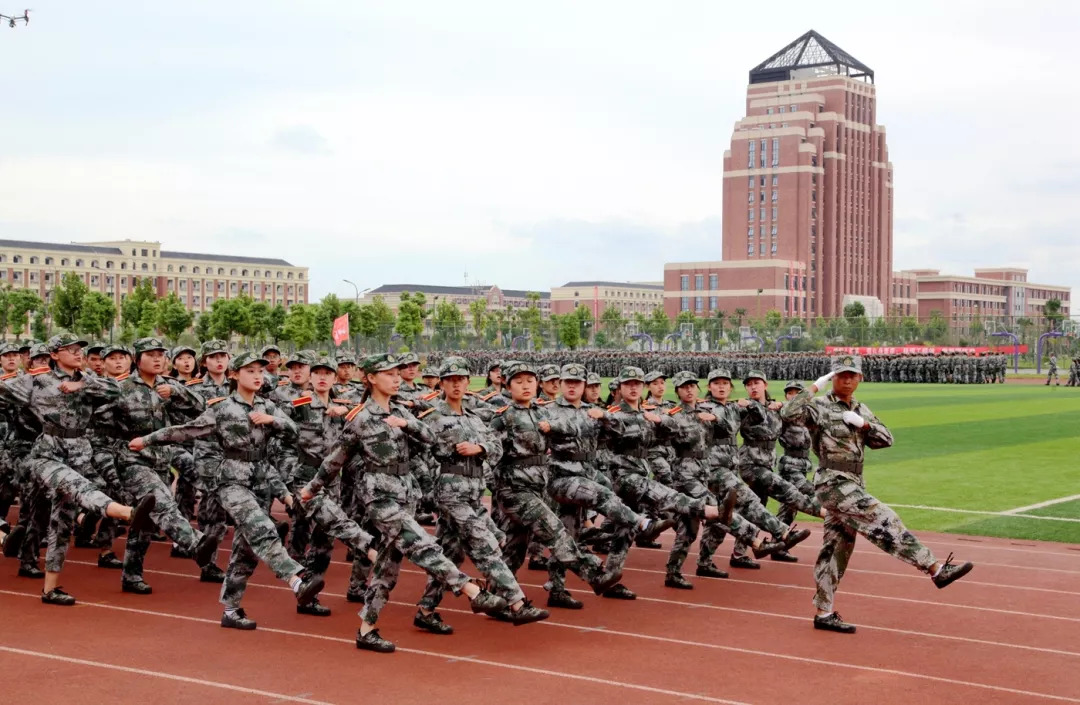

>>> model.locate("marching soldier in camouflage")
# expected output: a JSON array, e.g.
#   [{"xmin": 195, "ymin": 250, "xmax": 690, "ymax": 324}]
[
  {"xmin": 0, "ymin": 333, "xmax": 156, "ymax": 606},
  {"xmin": 1046, "ymin": 354, "xmax": 1060, "ymax": 386},
  {"xmin": 491, "ymin": 361, "xmax": 623, "ymax": 599},
  {"xmin": 166, "ymin": 344, "xmax": 201, "ymax": 525},
  {"xmin": 133, "ymin": 351, "xmax": 324, "ymax": 632},
  {"xmin": 414, "ymin": 356, "xmax": 548, "ymax": 628},
  {"xmin": 540, "ymin": 363, "xmax": 671, "ymax": 606},
  {"xmin": 772, "ymin": 380, "xmax": 817, "ymax": 562},
  {"xmin": 282, "ymin": 355, "xmax": 377, "ymax": 618},
  {"xmin": 782, "ymin": 355, "xmax": 974, "ymax": 634},
  {"xmin": 301, "ymin": 353, "xmax": 508, "ymax": 653}
]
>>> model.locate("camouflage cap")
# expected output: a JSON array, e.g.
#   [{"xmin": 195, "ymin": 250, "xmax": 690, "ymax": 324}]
[
  {"xmin": 707, "ymin": 368, "xmax": 733, "ymax": 382},
  {"xmin": 229, "ymin": 351, "xmax": 268, "ymax": 372},
  {"xmin": 421, "ymin": 366, "xmax": 439, "ymax": 378},
  {"xmin": 285, "ymin": 350, "xmax": 317, "ymax": 368},
  {"xmin": 28, "ymin": 342, "xmax": 50, "ymax": 360},
  {"xmin": 102, "ymin": 343, "xmax": 131, "ymax": 358},
  {"xmin": 502, "ymin": 360, "xmax": 537, "ymax": 383},
  {"xmin": 670, "ymin": 370, "xmax": 699, "ymax": 388},
  {"xmin": 560, "ymin": 363, "xmax": 588, "ymax": 382},
  {"xmin": 170, "ymin": 345, "xmax": 197, "ymax": 360},
  {"xmin": 361, "ymin": 352, "xmax": 404, "ymax": 373},
  {"xmin": 47, "ymin": 332, "xmax": 89, "ymax": 353},
  {"xmin": 335, "ymin": 350, "xmax": 357, "ymax": 365},
  {"xmin": 487, "ymin": 359, "xmax": 503, "ymax": 371},
  {"xmin": 86, "ymin": 341, "xmax": 106, "ymax": 355},
  {"xmin": 260, "ymin": 344, "xmax": 281, "ymax": 356},
  {"xmin": 200, "ymin": 339, "xmax": 229, "ymax": 358},
  {"xmin": 832, "ymin": 355, "xmax": 862, "ymax": 375},
  {"xmin": 439, "ymin": 356, "xmax": 472, "ymax": 379},
  {"xmin": 133, "ymin": 337, "xmax": 168, "ymax": 356},
  {"xmin": 784, "ymin": 380, "xmax": 805, "ymax": 392},
  {"xmin": 398, "ymin": 351, "xmax": 420, "ymax": 366},
  {"xmin": 742, "ymin": 369, "xmax": 767, "ymax": 384},
  {"xmin": 0, "ymin": 342, "xmax": 21, "ymax": 356},
  {"xmin": 618, "ymin": 366, "xmax": 646, "ymax": 384},
  {"xmin": 607, "ymin": 378, "xmax": 619, "ymax": 391},
  {"xmin": 643, "ymin": 370, "xmax": 667, "ymax": 384},
  {"xmin": 17, "ymin": 340, "xmax": 36, "ymax": 353},
  {"xmin": 309, "ymin": 354, "xmax": 338, "ymax": 373},
  {"xmin": 586, "ymin": 372, "xmax": 602, "ymax": 386},
  {"xmin": 537, "ymin": 364, "xmax": 560, "ymax": 382}
]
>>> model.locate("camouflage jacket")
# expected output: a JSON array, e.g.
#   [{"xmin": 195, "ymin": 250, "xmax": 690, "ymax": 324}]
[
  {"xmin": 183, "ymin": 374, "xmax": 230, "ymax": 477},
  {"xmin": 697, "ymin": 397, "xmax": 743, "ymax": 469},
  {"xmin": 107, "ymin": 374, "xmax": 205, "ymax": 469},
  {"xmin": 331, "ymin": 382, "xmax": 365, "ymax": 405},
  {"xmin": 269, "ymin": 380, "xmax": 309, "ymax": 409},
  {"xmin": 418, "ymin": 398, "xmax": 501, "ymax": 476},
  {"xmin": 654, "ymin": 401, "xmax": 710, "ymax": 481},
  {"xmin": 142, "ymin": 392, "xmax": 295, "ymax": 497},
  {"xmin": 778, "ymin": 414, "xmax": 812, "ymax": 456},
  {"xmin": 646, "ymin": 398, "xmax": 677, "ymax": 463},
  {"xmin": 0, "ymin": 365, "xmax": 120, "ymax": 437},
  {"xmin": 781, "ymin": 390, "xmax": 893, "ymax": 484},
  {"xmin": 542, "ymin": 397, "xmax": 611, "ymax": 478},
  {"xmin": 737, "ymin": 400, "xmax": 783, "ymax": 468},
  {"xmin": 599, "ymin": 400, "xmax": 660, "ymax": 479},
  {"xmin": 477, "ymin": 385, "xmax": 511, "ymax": 407},
  {"xmin": 489, "ymin": 401, "xmax": 550, "ymax": 491},
  {"xmin": 307, "ymin": 399, "xmax": 433, "ymax": 496},
  {"xmin": 280, "ymin": 393, "xmax": 348, "ymax": 486}
]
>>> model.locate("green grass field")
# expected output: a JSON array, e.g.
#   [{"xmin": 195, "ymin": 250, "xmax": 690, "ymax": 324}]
[{"xmin": 471, "ymin": 379, "xmax": 1080, "ymax": 544}]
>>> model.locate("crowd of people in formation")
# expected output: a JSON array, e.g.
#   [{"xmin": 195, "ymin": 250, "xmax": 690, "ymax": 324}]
[
  {"xmin": 0, "ymin": 336, "xmax": 976, "ymax": 652},
  {"xmin": 1048, "ymin": 354, "xmax": 1080, "ymax": 386},
  {"xmin": 431, "ymin": 351, "xmax": 1011, "ymax": 385}
]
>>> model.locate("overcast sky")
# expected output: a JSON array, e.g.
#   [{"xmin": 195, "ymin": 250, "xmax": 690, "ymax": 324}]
[{"xmin": 1, "ymin": 1, "xmax": 1077, "ymax": 302}]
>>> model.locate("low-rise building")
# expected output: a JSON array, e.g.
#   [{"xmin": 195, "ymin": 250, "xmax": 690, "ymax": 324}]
[
  {"xmin": 910, "ymin": 267, "xmax": 1070, "ymax": 328},
  {"xmin": 550, "ymin": 281, "xmax": 664, "ymax": 317},
  {"xmin": 361, "ymin": 284, "xmax": 550, "ymax": 328}
]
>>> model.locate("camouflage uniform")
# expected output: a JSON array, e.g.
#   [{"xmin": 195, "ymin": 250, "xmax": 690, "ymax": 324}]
[
  {"xmin": 541, "ymin": 364, "xmax": 645, "ymax": 598},
  {"xmin": 142, "ymin": 354, "xmax": 306, "ymax": 610},
  {"xmin": 5, "ymin": 350, "xmax": 48, "ymax": 573},
  {"xmin": 0, "ymin": 335, "xmax": 122, "ymax": 574},
  {"xmin": 108, "ymin": 338, "xmax": 214, "ymax": 586},
  {"xmin": 415, "ymin": 361, "xmax": 525, "ymax": 612},
  {"xmin": 187, "ymin": 341, "xmax": 233, "ymax": 550},
  {"xmin": 782, "ymin": 357, "xmax": 938, "ymax": 614},
  {"xmin": 305, "ymin": 354, "xmax": 474, "ymax": 628}
]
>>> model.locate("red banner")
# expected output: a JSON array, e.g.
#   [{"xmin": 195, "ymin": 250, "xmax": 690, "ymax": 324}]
[
  {"xmin": 825, "ymin": 345, "xmax": 1028, "ymax": 355},
  {"xmin": 332, "ymin": 313, "xmax": 350, "ymax": 346}
]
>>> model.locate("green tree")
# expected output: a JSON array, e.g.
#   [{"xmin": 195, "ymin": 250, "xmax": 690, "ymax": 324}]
[
  {"xmin": 209, "ymin": 296, "xmax": 254, "ymax": 341},
  {"xmin": 358, "ymin": 295, "xmax": 396, "ymax": 349},
  {"xmin": 266, "ymin": 304, "xmax": 287, "ymax": 341},
  {"xmin": 431, "ymin": 300, "xmax": 466, "ymax": 349},
  {"xmin": 194, "ymin": 312, "xmax": 213, "ymax": 342},
  {"xmin": 9, "ymin": 289, "xmax": 43, "ymax": 338},
  {"xmin": 31, "ymin": 308, "xmax": 49, "ymax": 340},
  {"xmin": 50, "ymin": 272, "xmax": 89, "ymax": 331},
  {"xmin": 122, "ymin": 279, "xmax": 158, "ymax": 331},
  {"xmin": 137, "ymin": 299, "xmax": 158, "ymax": 337},
  {"xmin": 155, "ymin": 293, "xmax": 193, "ymax": 341},
  {"xmin": 925, "ymin": 310, "xmax": 948, "ymax": 343},
  {"xmin": 517, "ymin": 294, "xmax": 544, "ymax": 348},
  {"xmin": 281, "ymin": 303, "xmax": 319, "ymax": 349},
  {"xmin": 1044, "ymin": 298, "xmax": 1065, "ymax": 330},
  {"xmin": 77, "ymin": 292, "xmax": 118, "ymax": 338},
  {"xmin": 764, "ymin": 309, "xmax": 783, "ymax": 333},
  {"xmin": 843, "ymin": 301, "xmax": 866, "ymax": 321},
  {"xmin": 395, "ymin": 292, "xmax": 426, "ymax": 348},
  {"xmin": 314, "ymin": 294, "xmax": 344, "ymax": 343},
  {"xmin": 468, "ymin": 299, "xmax": 487, "ymax": 338},
  {"xmin": 556, "ymin": 314, "xmax": 581, "ymax": 349},
  {"xmin": 644, "ymin": 305, "xmax": 671, "ymax": 340},
  {"xmin": 599, "ymin": 306, "xmax": 626, "ymax": 347},
  {"xmin": 901, "ymin": 315, "xmax": 921, "ymax": 342}
]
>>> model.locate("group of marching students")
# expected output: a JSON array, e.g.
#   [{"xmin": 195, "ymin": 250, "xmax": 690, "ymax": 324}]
[{"xmin": 0, "ymin": 336, "xmax": 976, "ymax": 652}]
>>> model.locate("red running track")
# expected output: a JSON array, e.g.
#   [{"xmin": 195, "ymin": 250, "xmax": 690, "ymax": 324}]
[{"xmin": 1, "ymin": 520, "xmax": 1078, "ymax": 705}]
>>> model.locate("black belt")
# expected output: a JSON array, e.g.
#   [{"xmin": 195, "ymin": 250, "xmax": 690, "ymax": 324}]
[
  {"xmin": 784, "ymin": 448, "xmax": 810, "ymax": 459},
  {"xmin": 441, "ymin": 462, "xmax": 484, "ymax": 479},
  {"xmin": 505, "ymin": 455, "xmax": 545, "ymax": 468},
  {"xmin": 43, "ymin": 422, "xmax": 86, "ymax": 439},
  {"xmin": 369, "ymin": 461, "xmax": 410, "ymax": 476},
  {"xmin": 821, "ymin": 459, "xmax": 863, "ymax": 475},
  {"xmin": 224, "ymin": 448, "xmax": 266, "ymax": 462},
  {"xmin": 676, "ymin": 448, "xmax": 705, "ymax": 460},
  {"xmin": 552, "ymin": 451, "xmax": 594, "ymax": 463},
  {"xmin": 299, "ymin": 450, "xmax": 323, "ymax": 468},
  {"xmin": 743, "ymin": 439, "xmax": 775, "ymax": 450},
  {"xmin": 613, "ymin": 446, "xmax": 649, "ymax": 459}
]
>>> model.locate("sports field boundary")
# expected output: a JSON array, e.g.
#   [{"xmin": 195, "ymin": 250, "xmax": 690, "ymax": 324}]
[
  {"xmin": 890, "ymin": 503, "xmax": 1080, "ymax": 523},
  {"xmin": 1002, "ymin": 494, "xmax": 1080, "ymax": 515}
]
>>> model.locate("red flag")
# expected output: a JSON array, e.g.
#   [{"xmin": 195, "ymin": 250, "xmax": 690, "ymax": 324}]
[{"xmin": 332, "ymin": 313, "xmax": 350, "ymax": 346}]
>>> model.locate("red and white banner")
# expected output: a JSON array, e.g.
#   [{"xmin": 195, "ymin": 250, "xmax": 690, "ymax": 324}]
[
  {"xmin": 332, "ymin": 313, "xmax": 350, "ymax": 346},
  {"xmin": 825, "ymin": 345, "xmax": 1028, "ymax": 355}
]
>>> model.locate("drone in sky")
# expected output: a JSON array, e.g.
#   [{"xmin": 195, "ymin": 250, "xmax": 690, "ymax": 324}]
[{"xmin": 1, "ymin": 9, "xmax": 29, "ymax": 28}]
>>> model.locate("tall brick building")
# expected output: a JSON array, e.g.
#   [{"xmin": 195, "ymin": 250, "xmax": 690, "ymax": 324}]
[{"xmin": 666, "ymin": 30, "xmax": 893, "ymax": 320}]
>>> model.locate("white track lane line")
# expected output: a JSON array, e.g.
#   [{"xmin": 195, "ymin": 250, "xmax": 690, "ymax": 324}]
[
  {"xmin": 0, "ymin": 589, "xmax": 748, "ymax": 705},
  {"xmin": 2, "ymin": 586, "xmax": 1075, "ymax": 704},
  {"xmin": 0, "ymin": 645, "xmax": 336, "ymax": 704},
  {"xmin": 1003, "ymin": 494, "xmax": 1080, "ymax": 515}
]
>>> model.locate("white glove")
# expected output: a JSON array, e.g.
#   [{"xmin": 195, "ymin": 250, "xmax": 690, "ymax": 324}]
[
  {"xmin": 841, "ymin": 410, "xmax": 866, "ymax": 429},
  {"xmin": 813, "ymin": 371, "xmax": 835, "ymax": 391}
]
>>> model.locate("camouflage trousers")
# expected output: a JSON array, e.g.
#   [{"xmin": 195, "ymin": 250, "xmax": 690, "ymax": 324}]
[
  {"xmin": 775, "ymin": 455, "xmax": 815, "ymax": 527},
  {"xmin": 666, "ymin": 468, "xmax": 730, "ymax": 576},
  {"xmin": 417, "ymin": 473, "xmax": 524, "ymax": 611},
  {"xmin": 546, "ymin": 472, "xmax": 641, "ymax": 594},
  {"xmin": 120, "ymin": 462, "xmax": 205, "ymax": 583},
  {"xmin": 0, "ymin": 447, "xmax": 17, "ymax": 519},
  {"xmin": 812, "ymin": 474, "xmax": 936, "ymax": 613},
  {"xmin": 217, "ymin": 483, "xmax": 305, "ymax": 609},
  {"xmin": 294, "ymin": 484, "xmax": 374, "ymax": 582},
  {"xmin": 708, "ymin": 464, "xmax": 788, "ymax": 556},
  {"xmin": 171, "ymin": 447, "xmax": 198, "ymax": 521},
  {"xmin": 360, "ymin": 471, "xmax": 470, "ymax": 626},
  {"xmin": 648, "ymin": 455, "xmax": 673, "ymax": 487},
  {"xmin": 739, "ymin": 462, "xmax": 822, "ymax": 519},
  {"xmin": 495, "ymin": 483, "xmax": 604, "ymax": 585},
  {"xmin": 10, "ymin": 448, "xmax": 48, "ymax": 569},
  {"xmin": 613, "ymin": 470, "xmax": 707, "ymax": 520}
]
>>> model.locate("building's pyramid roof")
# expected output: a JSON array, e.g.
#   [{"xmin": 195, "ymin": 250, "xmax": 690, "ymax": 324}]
[{"xmin": 749, "ymin": 30, "xmax": 873, "ymax": 84}]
